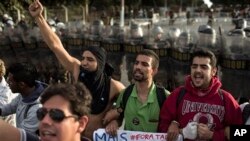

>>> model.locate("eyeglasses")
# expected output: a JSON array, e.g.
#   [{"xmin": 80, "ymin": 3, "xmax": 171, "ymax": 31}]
[{"xmin": 36, "ymin": 108, "xmax": 79, "ymax": 122}]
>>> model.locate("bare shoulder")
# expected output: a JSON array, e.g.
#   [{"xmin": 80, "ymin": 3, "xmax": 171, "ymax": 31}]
[{"xmin": 110, "ymin": 78, "xmax": 125, "ymax": 97}]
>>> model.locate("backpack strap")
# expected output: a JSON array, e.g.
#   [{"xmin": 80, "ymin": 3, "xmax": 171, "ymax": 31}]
[
  {"xmin": 35, "ymin": 80, "xmax": 48, "ymax": 88},
  {"xmin": 218, "ymin": 89, "xmax": 224, "ymax": 105},
  {"xmin": 119, "ymin": 84, "xmax": 134, "ymax": 120},
  {"xmin": 121, "ymin": 84, "xmax": 167, "ymax": 109},
  {"xmin": 121, "ymin": 84, "xmax": 134, "ymax": 110},
  {"xmin": 156, "ymin": 86, "xmax": 167, "ymax": 108},
  {"xmin": 177, "ymin": 87, "xmax": 186, "ymax": 108},
  {"xmin": 24, "ymin": 103, "xmax": 39, "ymax": 119}
]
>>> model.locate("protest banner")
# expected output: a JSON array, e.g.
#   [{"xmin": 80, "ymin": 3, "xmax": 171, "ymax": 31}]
[{"xmin": 93, "ymin": 128, "xmax": 183, "ymax": 141}]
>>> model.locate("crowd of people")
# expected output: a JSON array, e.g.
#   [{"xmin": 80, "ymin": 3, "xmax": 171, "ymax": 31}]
[{"xmin": 0, "ymin": 1, "xmax": 249, "ymax": 141}]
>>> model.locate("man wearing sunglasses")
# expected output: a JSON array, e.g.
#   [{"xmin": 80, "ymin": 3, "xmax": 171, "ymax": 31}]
[
  {"xmin": 0, "ymin": 82, "xmax": 92, "ymax": 141},
  {"xmin": 0, "ymin": 62, "xmax": 45, "ymax": 134}
]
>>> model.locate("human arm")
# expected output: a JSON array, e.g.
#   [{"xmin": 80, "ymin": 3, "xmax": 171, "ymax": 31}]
[
  {"xmin": 167, "ymin": 120, "xmax": 198, "ymax": 141},
  {"xmin": 1, "ymin": 95, "xmax": 20, "ymax": 116},
  {"xmin": 158, "ymin": 89, "xmax": 179, "ymax": 133},
  {"xmin": 104, "ymin": 89, "xmax": 125, "ymax": 136},
  {"xmin": 0, "ymin": 81, "xmax": 10, "ymax": 106},
  {"xmin": 158, "ymin": 91, "xmax": 180, "ymax": 141},
  {"xmin": 0, "ymin": 120, "xmax": 40, "ymax": 141},
  {"xmin": 103, "ymin": 79, "xmax": 125, "ymax": 125},
  {"xmin": 166, "ymin": 121, "xmax": 181, "ymax": 141},
  {"xmin": 29, "ymin": 0, "xmax": 80, "ymax": 73},
  {"xmin": 110, "ymin": 79, "xmax": 125, "ymax": 99},
  {"xmin": 102, "ymin": 108, "xmax": 121, "ymax": 125},
  {"xmin": 105, "ymin": 119, "xmax": 120, "ymax": 136},
  {"xmin": 104, "ymin": 103, "xmax": 124, "ymax": 136},
  {"xmin": 0, "ymin": 119, "xmax": 21, "ymax": 141}
]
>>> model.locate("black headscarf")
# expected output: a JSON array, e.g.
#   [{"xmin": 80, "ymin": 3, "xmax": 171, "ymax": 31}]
[{"xmin": 78, "ymin": 46, "xmax": 113, "ymax": 114}]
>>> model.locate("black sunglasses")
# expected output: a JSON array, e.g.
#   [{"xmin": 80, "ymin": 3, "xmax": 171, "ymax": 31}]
[{"xmin": 36, "ymin": 108, "xmax": 79, "ymax": 122}]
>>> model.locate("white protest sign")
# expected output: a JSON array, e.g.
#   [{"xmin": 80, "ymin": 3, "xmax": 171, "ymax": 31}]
[{"xmin": 93, "ymin": 128, "xmax": 183, "ymax": 141}]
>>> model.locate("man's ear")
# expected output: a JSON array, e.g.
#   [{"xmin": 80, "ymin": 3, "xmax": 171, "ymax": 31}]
[
  {"xmin": 212, "ymin": 67, "xmax": 217, "ymax": 76},
  {"xmin": 78, "ymin": 115, "xmax": 89, "ymax": 133},
  {"xmin": 153, "ymin": 68, "xmax": 158, "ymax": 76}
]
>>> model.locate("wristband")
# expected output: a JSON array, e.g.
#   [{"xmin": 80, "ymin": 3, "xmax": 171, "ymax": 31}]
[{"xmin": 171, "ymin": 120, "xmax": 180, "ymax": 127}]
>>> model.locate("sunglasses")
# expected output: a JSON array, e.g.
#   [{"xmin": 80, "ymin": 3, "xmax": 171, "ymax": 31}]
[{"xmin": 36, "ymin": 108, "xmax": 79, "ymax": 122}]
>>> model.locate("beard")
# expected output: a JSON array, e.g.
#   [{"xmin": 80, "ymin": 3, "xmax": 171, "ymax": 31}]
[
  {"xmin": 191, "ymin": 72, "xmax": 212, "ymax": 89},
  {"xmin": 132, "ymin": 69, "xmax": 147, "ymax": 82}
]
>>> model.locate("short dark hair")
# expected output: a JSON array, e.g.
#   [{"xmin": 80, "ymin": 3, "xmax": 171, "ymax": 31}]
[
  {"xmin": 40, "ymin": 82, "xmax": 92, "ymax": 116},
  {"xmin": 190, "ymin": 48, "xmax": 217, "ymax": 67},
  {"xmin": 136, "ymin": 49, "xmax": 160, "ymax": 69},
  {"xmin": 8, "ymin": 62, "xmax": 38, "ymax": 87}
]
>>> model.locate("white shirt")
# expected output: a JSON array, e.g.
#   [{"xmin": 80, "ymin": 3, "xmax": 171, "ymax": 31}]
[
  {"xmin": 240, "ymin": 102, "xmax": 250, "ymax": 125},
  {"xmin": 0, "ymin": 76, "xmax": 12, "ymax": 105},
  {"xmin": 0, "ymin": 76, "xmax": 17, "ymax": 126}
]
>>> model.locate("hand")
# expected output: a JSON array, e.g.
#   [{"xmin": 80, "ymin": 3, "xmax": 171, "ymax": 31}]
[
  {"xmin": 197, "ymin": 123, "xmax": 213, "ymax": 140},
  {"xmin": 167, "ymin": 121, "xmax": 180, "ymax": 141},
  {"xmin": 182, "ymin": 121, "xmax": 198, "ymax": 140},
  {"xmin": 29, "ymin": 0, "xmax": 43, "ymax": 18},
  {"xmin": 103, "ymin": 109, "xmax": 120, "ymax": 125},
  {"xmin": 105, "ymin": 120, "xmax": 119, "ymax": 137}
]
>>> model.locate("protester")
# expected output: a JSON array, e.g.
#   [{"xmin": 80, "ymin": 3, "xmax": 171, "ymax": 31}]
[
  {"xmin": 158, "ymin": 48, "xmax": 242, "ymax": 141},
  {"xmin": 105, "ymin": 49, "xmax": 170, "ymax": 135},
  {"xmin": 0, "ymin": 82, "xmax": 92, "ymax": 141},
  {"xmin": 0, "ymin": 62, "xmax": 45, "ymax": 134},
  {"xmin": 0, "ymin": 59, "xmax": 16, "ymax": 126},
  {"xmin": 29, "ymin": 0, "xmax": 125, "ymax": 139}
]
